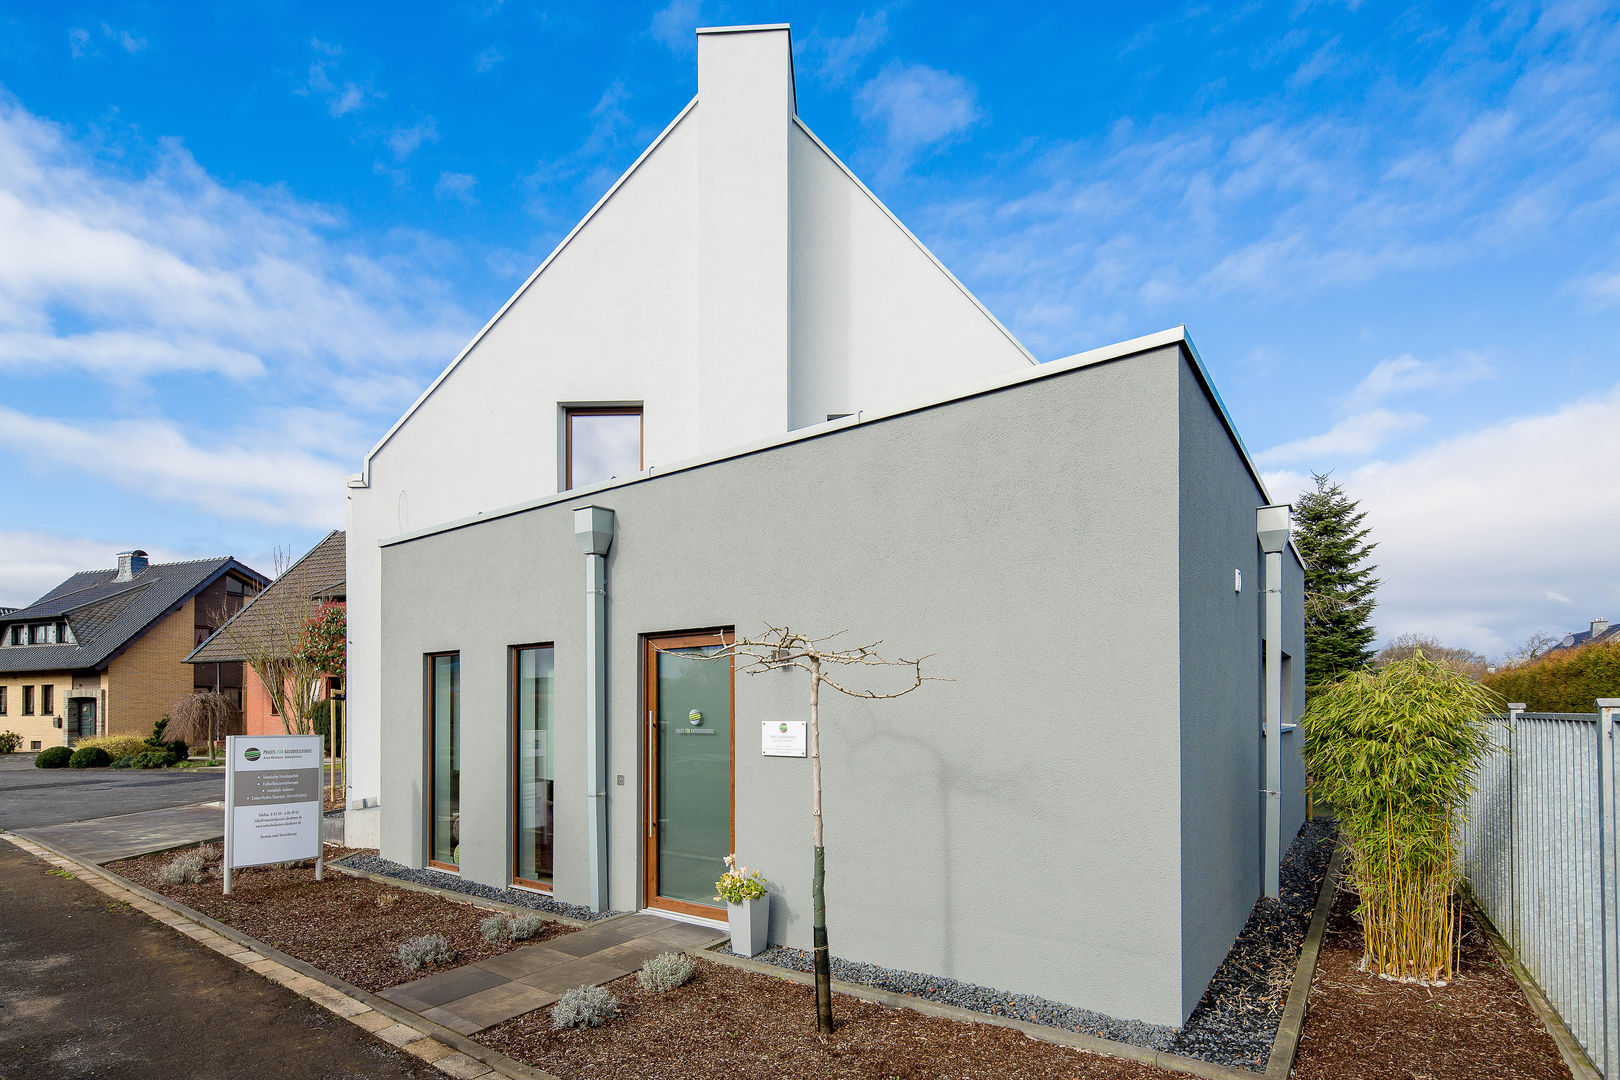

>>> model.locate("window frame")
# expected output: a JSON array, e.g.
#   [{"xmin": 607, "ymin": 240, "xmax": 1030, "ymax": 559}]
[
  {"xmin": 40, "ymin": 684, "xmax": 53, "ymax": 716},
  {"xmin": 22, "ymin": 685, "xmax": 34, "ymax": 715},
  {"xmin": 563, "ymin": 405, "xmax": 644, "ymax": 491},
  {"xmin": 426, "ymin": 651, "xmax": 461, "ymax": 872},
  {"xmin": 0, "ymin": 685, "xmax": 6, "ymax": 714},
  {"xmin": 509, "ymin": 642, "xmax": 556, "ymax": 892}
]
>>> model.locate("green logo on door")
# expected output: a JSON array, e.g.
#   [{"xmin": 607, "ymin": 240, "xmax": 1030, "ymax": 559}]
[
  {"xmin": 243, "ymin": 747, "xmax": 261, "ymax": 761},
  {"xmin": 689, "ymin": 710, "xmax": 703, "ymax": 726}
]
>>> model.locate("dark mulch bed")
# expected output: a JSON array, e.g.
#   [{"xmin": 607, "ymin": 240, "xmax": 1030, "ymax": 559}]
[
  {"xmin": 110, "ymin": 845, "xmax": 576, "ymax": 994},
  {"xmin": 1168, "ymin": 818, "xmax": 1337, "ymax": 1067},
  {"xmin": 480, "ymin": 959, "xmax": 1180, "ymax": 1080},
  {"xmin": 1291, "ymin": 888, "xmax": 1573, "ymax": 1080},
  {"xmin": 334, "ymin": 851, "xmax": 623, "ymax": 923}
]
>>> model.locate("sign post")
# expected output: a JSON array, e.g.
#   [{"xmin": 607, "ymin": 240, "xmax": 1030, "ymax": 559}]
[{"xmin": 223, "ymin": 734, "xmax": 324, "ymax": 895}]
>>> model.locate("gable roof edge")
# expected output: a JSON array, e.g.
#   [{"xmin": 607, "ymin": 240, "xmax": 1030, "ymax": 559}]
[
  {"xmin": 92, "ymin": 558, "xmax": 265, "ymax": 672},
  {"xmin": 184, "ymin": 530, "xmax": 344, "ymax": 664},
  {"xmin": 350, "ymin": 97, "xmax": 701, "ymax": 489},
  {"xmin": 791, "ymin": 115, "xmax": 1036, "ymax": 367}
]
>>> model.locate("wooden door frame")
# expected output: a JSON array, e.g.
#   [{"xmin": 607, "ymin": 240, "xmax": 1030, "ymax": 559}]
[{"xmin": 642, "ymin": 628, "xmax": 734, "ymax": 918}]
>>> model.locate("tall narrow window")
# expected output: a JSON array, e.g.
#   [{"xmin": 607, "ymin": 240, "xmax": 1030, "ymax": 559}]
[
  {"xmin": 0, "ymin": 686, "xmax": 7, "ymax": 714},
  {"xmin": 512, "ymin": 645, "xmax": 555, "ymax": 889},
  {"xmin": 22, "ymin": 685, "xmax": 35, "ymax": 715},
  {"xmin": 41, "ymin": 685, "xmax": 53, "ymax": 715},
  {"xmin": 428, "ymin": 653, "xmax": 460, "ymax": 870},
  {"xmin": 564, "ymin": 407, "xmax": 642, "ymax": 490}
]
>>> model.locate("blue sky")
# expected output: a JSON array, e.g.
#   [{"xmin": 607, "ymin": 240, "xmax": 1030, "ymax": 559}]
[{"xmin": 0, "ymin": 1, "xmax": 1615, "ymax": 658}]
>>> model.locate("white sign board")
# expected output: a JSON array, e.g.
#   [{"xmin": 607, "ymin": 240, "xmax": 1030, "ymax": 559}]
[
  {"xmin": 761, "ymin": 720, "xmax": 807, "ymax": 757},
  {"xmin": 224, "ymin": 734, "xmax": 323, "ymax": 878}
]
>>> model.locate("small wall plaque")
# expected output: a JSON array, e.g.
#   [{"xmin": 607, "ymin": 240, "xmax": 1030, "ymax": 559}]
[{"xmin": 762, "ymin": 720, "xmax": 807, "ymax": 757}]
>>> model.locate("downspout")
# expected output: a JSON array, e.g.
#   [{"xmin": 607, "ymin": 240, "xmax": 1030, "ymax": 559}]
[
  {"xmin": 573, "ymin": 506, "xmax": 616, "ymax": 913},
  {"xmin": 1257, "ymin": 504, "xmax": 1292, "ymax": 900}
]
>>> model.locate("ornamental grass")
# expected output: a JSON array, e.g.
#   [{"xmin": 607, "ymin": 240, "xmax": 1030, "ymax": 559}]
[{"xmin": 1302, "ymin": 651, "xmax": 1500, "ymax": 983}]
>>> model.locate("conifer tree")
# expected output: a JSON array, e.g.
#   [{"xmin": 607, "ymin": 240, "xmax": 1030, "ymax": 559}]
[{"xmin": 1295, "ymin": 472, "xmax": 1380, "ymax": 692}]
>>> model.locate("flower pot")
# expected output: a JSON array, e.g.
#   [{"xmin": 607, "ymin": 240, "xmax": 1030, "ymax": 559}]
[{"xmin": 727, "ymin": 894, "xmax": 769, "ymax": 957}]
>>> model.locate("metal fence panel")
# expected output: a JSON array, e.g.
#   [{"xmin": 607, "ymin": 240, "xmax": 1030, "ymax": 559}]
[{"xmin": 1462, "ymin": 710, "xmax": 1616, "ymax": 1077}]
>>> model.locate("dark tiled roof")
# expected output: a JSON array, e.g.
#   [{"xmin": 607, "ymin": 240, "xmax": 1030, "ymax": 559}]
[
  {"xmin": 187, "ymin": 531, "xmax": 345, "ymax": 664},
  {"xmin": 1550, "ymin": 621, "xmax": 1619, "ymax": 652},
  {"xmin": 0, "ymin": 557, "xmax": 269, "ymax": 675}
]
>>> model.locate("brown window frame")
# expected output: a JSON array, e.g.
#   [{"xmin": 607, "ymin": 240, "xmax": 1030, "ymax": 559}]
[
  {"xmin": 0, "ymin": 685, "xmax": 6, "ymax": 714},
  {"xmin": 510, "ymin": 642, "xmax": 556, "ymax": 893},
  {"xmin": 563, "ymin": 406, "xmax": 643, "ymax": 491},
  {"xmin": 22, "ymin": 685, "xmax": 34, "ymax": 715},
  {"xmin": 426, "ymin": 651, "xmax": 460, "ymax": 873},
  {"xmin": 40, "ymin": 684, "xmax": 53, "ymax": 716}
]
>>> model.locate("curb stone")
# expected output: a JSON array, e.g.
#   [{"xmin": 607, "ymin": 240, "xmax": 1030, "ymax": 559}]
[{"xmin": 0, "ymin": 831, "xmax": 559, "ymax": 1080}]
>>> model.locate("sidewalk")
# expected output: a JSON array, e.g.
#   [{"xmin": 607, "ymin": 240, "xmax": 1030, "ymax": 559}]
[
  {"xmin": 0, "ymin": 839, "xmax": 443, "ymax": 1080},
  {"xmin": 16, "ymin": 801, "xmax": 222, "ymax": 863}
]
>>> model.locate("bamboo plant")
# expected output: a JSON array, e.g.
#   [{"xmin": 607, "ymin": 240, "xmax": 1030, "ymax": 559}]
[{"xmin": 1302, "ymin": 650, "xmax": 1501, "ymax": 982}]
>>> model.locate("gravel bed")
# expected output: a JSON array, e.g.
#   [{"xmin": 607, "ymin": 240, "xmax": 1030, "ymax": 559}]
[
  {"xmin": 1167, "ymin": 818, "xmax": 1337, "ymax": 1070},
  {"xmin": 719, "ymin": 820, "xmax": 1335, "ymax": 1066},
  {"xmin": 333, "ymin": 852, "xmax": 626, "ymax": 923},
  {"xmin": 717, "ymin": 944, "xmax": 1177, "ymax": 1051}
]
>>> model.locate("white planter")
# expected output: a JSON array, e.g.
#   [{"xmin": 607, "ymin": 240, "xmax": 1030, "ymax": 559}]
[{"xmin": 727, "ymin": 894, "xmax": 769, "ymax": 957}]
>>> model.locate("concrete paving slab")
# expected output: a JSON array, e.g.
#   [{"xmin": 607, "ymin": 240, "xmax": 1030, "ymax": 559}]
[
  {"xmin": 473, "ymin": 943, "xmax": 574, "ymax": 979},
  {"xmin": 384, "ymin": 964, "xmax": 507, "ymax": 1008},
  {"xmin": 437, "ymin": 981, "xmax": 558, "ymax": 1031},
  {"xmin": 15, "ymin": 801, "xmax": 222, "ymax": 863}
]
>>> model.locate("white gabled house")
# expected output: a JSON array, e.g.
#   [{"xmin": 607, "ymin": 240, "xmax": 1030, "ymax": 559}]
[{"xmin": 344, "ymin": 24, "xmax": 1036, "ymax": 845}]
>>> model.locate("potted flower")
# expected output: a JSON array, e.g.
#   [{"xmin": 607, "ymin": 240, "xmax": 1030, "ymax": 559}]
[{"xmin": 715, "ymin": 854, "xmax": 769, "ymax": 957}]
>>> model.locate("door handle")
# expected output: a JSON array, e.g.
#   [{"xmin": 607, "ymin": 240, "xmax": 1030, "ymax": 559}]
[{"xmin": 647, "ymin": 710, "xmax": 656, "ymax": 838}]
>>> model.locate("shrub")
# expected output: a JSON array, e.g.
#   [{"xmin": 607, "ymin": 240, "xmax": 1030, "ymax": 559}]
[
  {"xmin": 35, "ymin": 746, "xmax": 73, "ymax": 768},
  {"xmin": 144, "ymin": 718, "xmax": 189, "ymax": 764},
  {"xmin": 550, "ymin": 984, "xmax": 618, "ymax": 1029},
  {"xmin": 158, "ymin": 849, "xmax": 208, "ymax": 885},
  {"xmin": 1482, "ymin": 638, "xmax": 1620, "ymax": 713},
  {"xmin": 1303, "ymin": 651, "xmax": 1500, "ymax": 983},
  {"xmin": 0, "ymin": 731, "xmax": 21, "ymax": 754},
  {"xmin": 115, "ymin": 750, "xmax": 175, "ymax": 770},
  {"xmin": 480, "ymin": 912, "xmax": 547, "ymax": 944},
  {"xmin": 637, "ymin": 951, "xmax": 695, "ymax": 992},
  {"xmin": 397, "ymin": 934, "xmax": 456, "ymax": 972},
  {"xmin": 76, "ymin": 735, "xmax": 148, "ymax": 760},
  {"xmin": 68, "ymin": 746, "xmax": 112, "ymax": 769}
]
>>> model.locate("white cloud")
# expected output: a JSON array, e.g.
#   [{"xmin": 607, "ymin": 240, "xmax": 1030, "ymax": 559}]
[
  {"xmin": 102, "ymin": 23, "xmax": 147, "ymax": 54},
  {"xmin": 0, "ymin": 532, "xmax": 194, "ymax": 609},
  {"xmin": 0, "ymin": 93, "xmax": 469, "ymax": 391},
  {"xmin": 800, "ymin": 11, "xmax": 890, "ymax": 85},
  {"xmin": 300, "ymin": 38, "xmax": 380, "ymax": 118},
  {"xmin": 1256, "ymin": 409, "xmax": 1427, "ymax": 464},
  {"xmin": 386, "ymin": 120, "xmax": 439, "ymax": 161},
  {"xmin": 474, "ymin": 47, "xmax": 504, "ymax": 73},
  {"xmin": 650, "ymin": 0, "xmax": 700, "ymax": 53},
  {"xmin": 68, "ymin": 28, "xmax": 91, "ymax": 58},
  {"xmin": 1262, "ymin": 385, "xmax": 1620, "ymax": 657},
  {"xmin": 0, "ymin": 405, "xmax": 347, "ymax": 529},
  {"xmin": 1344, "ymin": 353, "xmax": 1492, "ymax": 409},
  {"xmin": 69, "ymin": 23, "xmax": 147, "ymax": 59},
  {"xmin": 855, "ymin": 61, "xmax": 982, "ymax": 174},
  {"xmin": 435, "ymin": 171, "xmax": 478, "ymax": 204}
]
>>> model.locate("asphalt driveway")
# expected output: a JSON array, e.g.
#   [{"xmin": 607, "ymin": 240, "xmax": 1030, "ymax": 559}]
[
  {"xmin": 0, "ymin": 753, "xmax": 224, "ymax": 830},
  {"xmin": 0, "ymin": 841, "xmax": 439, "ymax": 1080}
]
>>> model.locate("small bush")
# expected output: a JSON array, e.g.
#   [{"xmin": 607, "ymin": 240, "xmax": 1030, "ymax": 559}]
[
  {"xmin": 158, "ymin": 850, "xmax": 207, "ymax": 885},
  {"xmin": 111, "ymin": 750, "xmax": 173, "ymax": 769},
  {"xmin": 480, "ymin": 912, "xmax": 547, "ymax": 944},
  {"xmin": 77, "ymin": 735, "xmax": 148, "ymax": 760},
  {"xmin": 637, "ymin": 951, "xmax": 695, "ymax": 992},
  {"xmin": 397, "ymin": 933, "xmax": 456, "ymax": 972},
  {"xmin": 144, "ymin": 718, "xmax": 188, "ymax": 764},
  {"xmin": 35, "ymin": 746, "xmax": 73, "ymax": 769},
  {"xmin": 0, "ymin": 731, "xmax": 21, "ymax": 754},
  {"xmin": 69, "ymin": 746, "xmax": 113, "ymax": 769},
  {"xmin": 550, "ymin": 984, "xmax": 618, "ymax": 1029}
]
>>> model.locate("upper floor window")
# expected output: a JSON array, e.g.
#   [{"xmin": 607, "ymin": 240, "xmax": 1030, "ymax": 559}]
[
  {"xmin": 29, "ymin": 623, "xmax": 50, "ymax": 644},
  {"xmin": 564, "ymin": 406, "xmax": 642, "ymax": 490}
]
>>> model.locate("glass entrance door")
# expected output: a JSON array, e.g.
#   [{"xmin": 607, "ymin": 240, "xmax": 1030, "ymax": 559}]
[{"xmin": 645, "ymin": 631, "xmax": 733, "ymax": 916}]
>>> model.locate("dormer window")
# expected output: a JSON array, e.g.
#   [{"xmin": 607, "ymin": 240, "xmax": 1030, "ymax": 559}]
[
  {"xmin": 29, "ymin": 623, "xmax": 50, "ymax": 644},
  {"xmin": 564, "ymin": 406, "xmax": 642, "ymax": 490}
]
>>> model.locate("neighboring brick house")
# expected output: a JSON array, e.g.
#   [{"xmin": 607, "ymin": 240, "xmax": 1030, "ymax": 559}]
[
  {"xmin": 0, "ymin": 551, "xmax": 268, "ymax": 750},
  {"xmin": 186, "ymin": 531, "xmax": 344, "ymax": 738}
]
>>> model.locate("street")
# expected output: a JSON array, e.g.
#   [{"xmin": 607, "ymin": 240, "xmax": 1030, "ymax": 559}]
[{"xmin": 0, "ymin": 754, "xmax": 224, "ymax": 830}]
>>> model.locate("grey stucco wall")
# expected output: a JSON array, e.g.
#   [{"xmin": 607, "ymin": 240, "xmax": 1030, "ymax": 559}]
[
  {"xmin": 380, "ymin": 345, "xmax": 1200, "ymax": 1026},
  {"xmin": 1175, "ymin": 358, "xmax": 1269, "ymax": 1019}
]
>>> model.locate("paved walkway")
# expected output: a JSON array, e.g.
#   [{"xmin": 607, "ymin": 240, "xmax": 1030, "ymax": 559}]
[
  {"xmin": 380, "ymin": 914, "xmax": 725, "ymax": 1034},
  {"xmin": 15, "ymin": 801, "xmax": 222, "ymax": 863},
  {"xmin": 0, "ymin": 837, "xmax": 445, "ymax": 1080}
]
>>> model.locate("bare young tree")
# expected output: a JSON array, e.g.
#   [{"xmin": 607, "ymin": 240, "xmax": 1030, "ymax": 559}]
[
  {"xmin": 167, "ymin": 691, "xmax": 244, "ymax": 761},
  {"xmin": 1374, "ymin": 633, "xmax": 1488, "ymax": 679},
  {"xmin": 688, "ymin": 625, "xmax": 939, "ymax": 1034}
]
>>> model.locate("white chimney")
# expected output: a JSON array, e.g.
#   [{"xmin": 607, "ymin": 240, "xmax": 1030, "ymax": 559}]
[
  {"xmin": 115, "ymin": 550, "xmax": 149, "ymax": 582},
  {"xmin": 1593, "ymin": 618, "xmax": 1611, "ymax": 638},
  {"xmin": 696, "ymin": 24, "xmax": 795, "ymax": 448}
]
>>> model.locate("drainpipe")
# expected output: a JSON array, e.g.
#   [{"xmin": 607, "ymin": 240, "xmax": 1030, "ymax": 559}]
[
  {"xmin": 574, "ymin": 506, "xmax": 616, "ymax": 913},
  {"xmin": 1256, "ymin": 504, "xmax": 1292, "ymax": 901}
]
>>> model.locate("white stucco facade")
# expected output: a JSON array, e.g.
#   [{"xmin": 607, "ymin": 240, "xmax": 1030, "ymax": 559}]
[{"xmin": 342, "ymin": 24, "xmax": 1034, "ymax": 842}]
